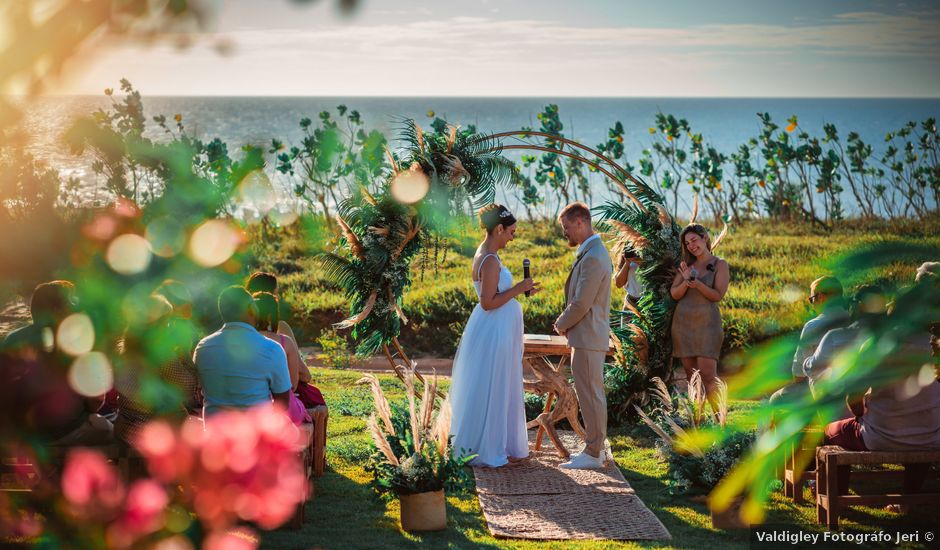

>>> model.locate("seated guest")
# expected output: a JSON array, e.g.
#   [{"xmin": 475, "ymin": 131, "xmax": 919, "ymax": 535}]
[
  {"xmin": 246, "ymin": 271, "xmax": 296, "ymax": 340},
  {"xmin": 253, "ymin": 292, "xmax": 311, "ymax": 425},
  {"xmin": 770, "ymin": 276, "xmax": 848, "ymax": 405},
  {"xmin": 113, "ymin": 294, "xmax": 200, "ymax": 445},
  {"xmin": 803, "ymin": 285, "xmax": 886, "ymax": 397},
  {"xmin": 1, "ymin": 281, "xmax": 112, "ymax": 445},
  {"xmin": 193, "ymin": 286, "xmax": 292, "ymax": 416},
  {"xmin": 823, "ymin": 264, "xmax": 940, "ymax": 499}
]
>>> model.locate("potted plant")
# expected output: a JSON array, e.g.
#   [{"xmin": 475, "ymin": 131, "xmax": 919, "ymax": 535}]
[
  {"xmin": 358, "ymin": 368, "xmax": 474, "ymax": 532},
  {"xmin": 633, "ymin": 373, "xmax": 755, "ymax": 529}
]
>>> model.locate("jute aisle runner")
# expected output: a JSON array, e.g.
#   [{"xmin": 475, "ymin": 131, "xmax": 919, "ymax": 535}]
[{"xmin": 472, "ymin": 431, "xmax": 672, "ymax": 541}]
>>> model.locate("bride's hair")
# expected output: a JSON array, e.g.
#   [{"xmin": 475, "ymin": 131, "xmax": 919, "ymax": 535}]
[{"xmin": 479, "ymin": 204, "xmax": 517, "ymax": 234}]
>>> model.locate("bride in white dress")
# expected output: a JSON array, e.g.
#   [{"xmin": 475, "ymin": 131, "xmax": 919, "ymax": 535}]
[{"xmin": 450, "ymin": 204, "xmax": 540, "ymax": 467}]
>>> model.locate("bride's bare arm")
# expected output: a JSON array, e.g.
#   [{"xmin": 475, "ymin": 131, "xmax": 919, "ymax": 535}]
[{"xmin": 479, "ymin": 257, "xmax": 532, "ymax": 311}]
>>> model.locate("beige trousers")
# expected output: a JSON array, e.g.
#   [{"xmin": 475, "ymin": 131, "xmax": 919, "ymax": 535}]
[{"xmin": 571, "ymin": 348, "xmax": 607, "ymax": 457}]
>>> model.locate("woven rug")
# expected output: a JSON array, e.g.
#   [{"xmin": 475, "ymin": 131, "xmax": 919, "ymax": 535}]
[{"xmin": 472, "ymin": 431, "xmax": 671, "ymax": 541}]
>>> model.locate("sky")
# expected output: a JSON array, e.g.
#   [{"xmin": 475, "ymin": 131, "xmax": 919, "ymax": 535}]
[{"xmin": 54, "ymin": 0, "xmax": 940, "ymax": 97}]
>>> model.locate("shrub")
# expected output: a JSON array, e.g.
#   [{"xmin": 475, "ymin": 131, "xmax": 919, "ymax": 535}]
[{"xmin": 317, "ymin": 328, "xmax": 354, "ymax": 369}]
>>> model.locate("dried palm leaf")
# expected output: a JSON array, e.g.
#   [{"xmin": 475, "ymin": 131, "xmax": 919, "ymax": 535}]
[
  {"xmin": 687, "ymin": 369, "xmax": 706, "ymax": 427},
  {"xmin": 446, "ymin": 125, "xmax": 457, "ymax": 153},
  {"xmin": 356, "ymin": 373, "xmax": 395, "ymax": 435},
  {"xmin": 335, "ymin": 215, "xmax": 364, "ymax": 260},
  {"xmin": 388, "ymin": 287, "xmax": 408, "ymax": 325},
  {"xmin": 384, "ymin": 145, "xmax": 399, "ymax": 175},
  {"xmin": 623, "ymin": 299, "xmax": 647, "ymax": 325},
  {"xmin": 334, "ymin": 291, "xmax": 377, "ymax": 329},
  {"xmin": 367, "ymin": 414, "xmax": 400, "ymax": 466},
  {"xmin": 714, "ymin": 377, "xmax": 729, "ymax": 428},
  {"xmin": 608, "ymin": 220, "xmax": 650, "ymax": 251},
  {"xmin": 689, "ymin": 194, "xmax": 700, "ymax": 224},
  {"xmin": 627, "ymin": 323, "xmax": 649, "ymax": 367},
  {"xmin": 609, "ymin": 329, "xmax": 624, "ymax": 356},
  {"xmin": 633, "ymin": 405, "xmax": 673, "ymax": 446},
  {"xmin": 402, "ymin": 366, "xmax": 420, "ymax": 453},
  {"xmin": 391, "ymin": 219, "xmax": 421, "ymax": 260},
  {"xmin": 415, "ymin": 123, "xmax": 425, "ymax": 151},
  {"xmin": 711, "ymin": 221, "xmax": 729, "ymax": 251},
  {"xmin": 664, "ymin": 415, "xmax": 705, "ymax": 458},
  {"xmin": 432, "ymin": 396, "xmax": 452, "ymax": 456},
  {"xmin": 655, "ymin": 203, "xmax": 672, "ymax": 228},
  {"xmin": 419, "ymin": 371, "xmax": 437, "ymax": 435},
  {"xmin": 440, "ymin": 154, "xmax": 471, "ymax": 187},
  {"xmin": 368, "ymin": 226, "xmax": 390, "ymax": 236},
  {"xmin": 648, "ymin": 377, "xmax": 673, "ymax": 413},
  {"xmin": 360, "ymin": 185, "xmax": 377, "ymax": 205}
]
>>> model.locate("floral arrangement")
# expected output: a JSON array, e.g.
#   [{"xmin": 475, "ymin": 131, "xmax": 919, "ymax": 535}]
[
  {"xmin": 357, "ymin": 369, "xmax": 474, "ymax": 500},
  {"xmin": 633, "ymin": 373, "xmax": 753, "ymax": 495}
]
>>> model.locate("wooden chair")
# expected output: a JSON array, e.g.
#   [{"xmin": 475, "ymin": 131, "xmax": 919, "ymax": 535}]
[
  {"xmin": 289, "ymin": 422, "xmax": 315, "ymax": 530},
  {"xmin": 815, "ymin": 445, "xmax": 940, "ymax": 529},
  {"xmin": 307, "ymin": 405, "xmax": 329, "ymax": 478}
]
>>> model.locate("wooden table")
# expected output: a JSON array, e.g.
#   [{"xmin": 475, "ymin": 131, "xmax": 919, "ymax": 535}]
[{"xmin": 522, "ymin": 334, "xmax": 615, "ymax": 458}]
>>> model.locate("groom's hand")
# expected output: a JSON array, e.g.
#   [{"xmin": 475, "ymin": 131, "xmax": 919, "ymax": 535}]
[{"xmin": 553, "ymin": 323, "xmax": 566, "ymax": 336}]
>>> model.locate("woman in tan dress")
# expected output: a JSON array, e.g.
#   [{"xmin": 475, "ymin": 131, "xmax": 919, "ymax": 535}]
[{"xmin": 670, "ymin": 224, "xmax": 729, "ymax": 406}]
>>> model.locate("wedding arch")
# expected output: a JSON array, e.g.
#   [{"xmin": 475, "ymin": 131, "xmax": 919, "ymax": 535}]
[{"xmin": 321, "ymin": 120, "xmax": 726, "ymax": 417}]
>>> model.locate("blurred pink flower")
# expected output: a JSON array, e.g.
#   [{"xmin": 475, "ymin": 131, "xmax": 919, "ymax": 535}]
[
  {"xmin": 135, "ymin": 406, "xmax": 307, "ymax": 532},
  {"xmin": 120, "ymin": 479, "xmax": 168, "ymax": 533},
  {"xmin": 61, "ymin": 448, "xmax": 125, "ymax": 517}
]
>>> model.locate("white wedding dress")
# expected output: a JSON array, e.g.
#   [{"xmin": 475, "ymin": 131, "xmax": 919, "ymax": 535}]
[{"xmin": 450, "ymin": 253, "xmax": 528, "ymax": 467}]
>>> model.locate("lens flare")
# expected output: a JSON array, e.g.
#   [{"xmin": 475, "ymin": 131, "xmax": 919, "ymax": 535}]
[
  {"xmin": 107, "ymin": 234, "xmax": 153, "ymax": 275},
  {"xmin": 146, "ymin": 217, "xmax": 187, "ymax": 258},
  {"xmin": 189, "ymin": 220, "xmax": 240, "ymax": 267},
  {"xmin": 57, "ymin": 313, "xmax": 95, "ymax": 356},
  {"xmin": 236, "ymin": 170, "xmax": 278, "ymax": 215},
  {"xmin": 390, "ymin": 170, "xmax": 430, "ymax": 204},
  {"xmin": 268, "ymin": 208, "xmax": 299, "ymax": 227},
  {"xmin": 68, "ymin": 352, "xmax": 114, "ymax": 397}
]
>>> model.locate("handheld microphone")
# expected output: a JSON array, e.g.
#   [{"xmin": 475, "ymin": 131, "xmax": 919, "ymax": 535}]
[
  {"xmin": 689, "ymin": 267, "xmax": 698, "ymax": 282},
  {"xmin": 523, "ymin": 259, "xmax": 531, "ymax": 297}
]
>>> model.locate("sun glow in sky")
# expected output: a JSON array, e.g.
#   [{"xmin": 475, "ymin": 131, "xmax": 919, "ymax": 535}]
[{"xmin": 54, "ymin": 0, "xmax": 940, "ymax": 97}]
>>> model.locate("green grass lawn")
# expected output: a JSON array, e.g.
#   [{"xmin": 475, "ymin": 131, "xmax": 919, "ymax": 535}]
[
  {"xmin": 260, "ymin": 368, "xmax": 939, "ymax": 549},
  {"xmin": 263, "ymin": 217, "xmax": 940, "ymax": 359}
]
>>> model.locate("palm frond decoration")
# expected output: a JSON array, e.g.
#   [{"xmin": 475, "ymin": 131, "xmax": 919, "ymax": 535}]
[
  {"xmin": 595, "ymin": 170, "xmax": 684, "ymax": 422},
  {"xmin": 321, "ymin": 119, "xmax": 517, "ymax": 359}
]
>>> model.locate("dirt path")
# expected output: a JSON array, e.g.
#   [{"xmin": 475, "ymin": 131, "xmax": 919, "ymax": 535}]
[{"xmin": 300, "ymin": 346, "xmax": 453, "ymax": 376}]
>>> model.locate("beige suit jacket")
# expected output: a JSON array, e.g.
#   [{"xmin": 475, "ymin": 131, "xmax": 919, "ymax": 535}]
[{"xmin": 555, "ymin": 235, "xmax": 612, "ymax": 352}]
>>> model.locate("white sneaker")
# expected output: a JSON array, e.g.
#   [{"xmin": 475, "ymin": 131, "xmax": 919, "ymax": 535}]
[{"xmin": 560, "ymin": 451, "xmax": 605, "ymax": 469}]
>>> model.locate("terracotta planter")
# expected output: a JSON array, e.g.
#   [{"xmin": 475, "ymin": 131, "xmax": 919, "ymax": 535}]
[
  {"xmin": 399, "ymin": 490, "xmax": 447, "ymax": 532},
  {"xmin": 710, "ymin": 497, "xmax": 747, "ymax": 529}
]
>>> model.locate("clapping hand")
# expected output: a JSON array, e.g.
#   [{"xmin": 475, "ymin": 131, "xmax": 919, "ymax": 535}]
[{"xmin": 678, "ymin": 261, "xmax": 700, "ymax": 289}]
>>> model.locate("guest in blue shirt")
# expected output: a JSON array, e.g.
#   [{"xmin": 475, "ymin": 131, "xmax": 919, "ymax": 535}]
[{"xmin": 193, "ymin": 286, "xmax": 292, "ymax": 416}]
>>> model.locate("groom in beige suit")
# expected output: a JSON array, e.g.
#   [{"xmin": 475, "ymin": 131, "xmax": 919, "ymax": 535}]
[{"xmin": 553, "ymin": 202, "xmax": 612, "ymax": 469}]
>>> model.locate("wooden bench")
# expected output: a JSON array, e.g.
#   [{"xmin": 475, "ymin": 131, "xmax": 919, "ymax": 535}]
[{"xmin": 815, "ymin": 445, "xmax": 940, "ymax": 528}]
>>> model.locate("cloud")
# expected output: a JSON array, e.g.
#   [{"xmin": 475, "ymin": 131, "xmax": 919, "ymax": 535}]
[{"xmin": 55, "ymin": 11, "xmax": 940, "ymax": 96}]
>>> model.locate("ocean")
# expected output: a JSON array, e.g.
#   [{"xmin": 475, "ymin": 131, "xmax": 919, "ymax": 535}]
[{"xmin": 18, "ymin": 96, "xmax": 940, "ymax": 217}]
